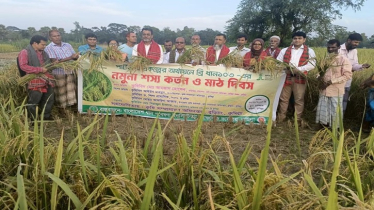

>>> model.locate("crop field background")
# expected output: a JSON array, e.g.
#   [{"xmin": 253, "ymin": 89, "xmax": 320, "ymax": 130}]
[{"xmin": 1, "ymin": 46, "xmax": 374, "ymax": 209}]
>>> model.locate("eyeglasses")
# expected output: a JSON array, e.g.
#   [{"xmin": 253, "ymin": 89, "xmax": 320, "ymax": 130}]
[
  {"xmin": 175, "ymin": 42, "xmax": 185, "ymax": 44},
  {"xmin": 109, "ymin": 44, "xmax": 118, "ymax": 46},
  {"xmin": 252, "ymin": 44, "xmax": 262, "ymax": 46}
]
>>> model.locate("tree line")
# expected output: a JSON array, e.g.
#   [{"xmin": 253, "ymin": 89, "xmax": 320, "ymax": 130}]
[
  {"xmin": 0, "ymin": 22, "xmax": 222, "ymax": 46},
  {"xmin": 1, "ymin": 0, "xmax": 374, "ymax": 48}
]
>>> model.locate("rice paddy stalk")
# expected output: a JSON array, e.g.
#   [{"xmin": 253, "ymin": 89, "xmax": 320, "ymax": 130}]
[
  {"xmin": 326, "ymin": 127, "xmax": 345, "ymax": 209},
  {"xmin": 16, "ymin": 164, "xmax": 28, "ymax": 210},
  {"xmin": 115, "ymin": 131, "xmax": 130, "ymax": 180},
  {"xmin": 140, "ymin": 120, "xmax": 164, "ymax": 210},
  {"xmin": 343, "ymin": 149, "xmax": 364, "ymax": 201},
  {"xmin": 101, "ymin": 113, "xmax": 109, "ymax": 147},
  {"xmin": 142, "ymin": 117, "xmax": 158, "ymax": 159},
  {"xmin": 294, "ymin": 111, "xmax": 301, "ymax": 157},
  {"xmin": 252, "ymin": 107, "xmax": 273, "ymax": 210},
  {"xmin": 77, "ymin": 123, "xmax": 89, "ymax": 193},
  {"xmin": 50, "ymin": 130, "xmax": 65, "ymax": 210},
  {"xmin": 176, "ymin": 46, "xmax": 205, "ymax": 65},
  {"xmin": 45, "ymin": 172, "xmax": 83, "ymax": 209}
]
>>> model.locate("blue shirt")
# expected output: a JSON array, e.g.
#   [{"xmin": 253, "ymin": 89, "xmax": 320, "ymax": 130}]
[
  {"xmin": 78, "ymin": 44, "xmax": 103, "ymax": 55},
  {"xmin": 118, "ymin": 44, "xmax": 134, "ymax": 60}
]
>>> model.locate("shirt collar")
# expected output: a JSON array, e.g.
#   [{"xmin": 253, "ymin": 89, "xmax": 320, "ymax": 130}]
[{"xmin": 292, "ymin": 45, "xmax": 304, "ymax": 50}]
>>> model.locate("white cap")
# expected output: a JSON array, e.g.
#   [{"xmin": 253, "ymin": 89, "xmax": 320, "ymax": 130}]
[{"xmin": 270, "ymin": 35, "xmax": 280, "ymax": 41}]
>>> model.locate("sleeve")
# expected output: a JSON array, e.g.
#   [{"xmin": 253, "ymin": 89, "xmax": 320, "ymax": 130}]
[
  {"xmin": 18, "ymin": 50, "xmax": 44, "ymax": 73},
  {"xmin": 297, "ymin": 48, "xmax": 316, "ymax": 72},
  {"xmin": 331, "ymin": 57, "xmax": 353, "ymax": 84},
  {"xmin": 156, "ymin": 45, "xmax": 164, "ymax": 64},
  {"xmin": 276, "ymin": 48, "xmax": 286, "ymax": 62},
  {"xmin": 163, "ymin": 52, "xmax": 170, "ymax": 64},
  {"xmin": 229, "ymin": 47, "xmax": 235, "ymax": 53},
  {"xmin": 352, "ymin": 50, "xmax": 363, "ymax": 71}
]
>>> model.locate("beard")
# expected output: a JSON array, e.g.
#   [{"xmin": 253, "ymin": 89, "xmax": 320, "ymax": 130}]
[
  {"xmin": 214, "ymin": 44, "xmax": 222, "ymax": 51},
  {"xmin": 143, "ymin": 38, "xmax": 151, "ymax": 42}
]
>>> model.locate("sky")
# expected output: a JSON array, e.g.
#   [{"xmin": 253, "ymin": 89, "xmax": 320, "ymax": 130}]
[{"xmin": 0, "ymin": 0, "xmax": 373, "ymax": 37}]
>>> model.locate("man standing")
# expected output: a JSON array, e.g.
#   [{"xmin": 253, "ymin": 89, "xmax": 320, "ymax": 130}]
[
  {"xmin": 78, "ymin": 33, "xmax": 103, "ymax": 55},
  {"xmin": 132, "ymin": 28, "xmax": 163, "ymax": 64},
  {"xmin": 265, "ymin": 36, "xmax": 281, "ymax": 59},
  {"xmin": 18, "ymin": 35, "xmax": 55, "ymax": 121},
  {"xmin": 276, "ymin": 31, "xmax": 316, "ymax": 123},
  {"xmin": 229, "ymin": 34, "xmax": 250, "ymax": 57},
  {"xmin": 339, "ymin": 33, "xmax": 371, "ymax": 113},
  {"xmin": 316, "ymin": 39, "xmax": 352, "ymax": 128},
  {"xmin": 206, "ymin": 33, "xmax": 230, "ymax": 65},
  {"xmin": 119, "ymin": 31, "xmax": 137, "ymax": 61},
  {"xmin": 164, "ymin": 37, "xmax": 186, "ymax": 63},
  {"xmin": 162, "ymin": 40, "xmax": 173, "ymax": 63},
  {"xmin": 190, "ymin": 34, "xmax": 206, "ymax": 65},
  {"xmin": 45, "ymin": 30, "xmax": 79, "ymax": 111}
]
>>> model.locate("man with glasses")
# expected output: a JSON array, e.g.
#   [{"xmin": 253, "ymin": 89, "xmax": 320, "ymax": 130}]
[
  {"xmin": 78, "ymin": 33, "xmax": 103, "ymax": 55},
  {"xmin": 132, "ymin": 27, "xmax": 163, "ymax": 64},
  {"xmin": 163, "ymin": 37, "xmax": 186, "ymax": 63}
]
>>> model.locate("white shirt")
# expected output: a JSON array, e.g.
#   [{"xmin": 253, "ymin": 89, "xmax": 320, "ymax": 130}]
[
  {"xmin": 339, "ymin": 43, "xmax": 363, "ymax": 87},
  {"xmin": 276, "ymin": 45, "xmax": 316, "ymax": 72},
  {"xmin": 215, "ymin": 49, "xmax": 221, "ymax": 62},
  {"xmin": 163, "ymin": 49, "xmax": 184, "ymax": 64},
  {"xmin": 132, "ymin": 42, "xmax": 164, "ymax": 64},
  {"xmin": 229, "ymin": 46, "xmax": 250, "ymax": 57}
]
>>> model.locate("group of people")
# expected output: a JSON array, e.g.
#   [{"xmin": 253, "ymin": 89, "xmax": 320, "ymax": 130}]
[{"xmin": 19, "ymin": 27, "xmax": 372, "ymax": 131}]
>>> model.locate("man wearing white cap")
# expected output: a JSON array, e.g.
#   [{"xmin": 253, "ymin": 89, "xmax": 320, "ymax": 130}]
[{"xmin": 265, "ymin": 35, "xmax": 281, "ymax": 59}]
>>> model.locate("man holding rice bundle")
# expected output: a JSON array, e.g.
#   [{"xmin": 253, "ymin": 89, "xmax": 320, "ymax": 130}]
[
  {"xmin": 18, "ymin": 35, "xmax": 55, "ymax": 121},
  {"xmin": 45, "ymin": 30, "xmax": 79, "ymax": 113},
  {"xmin": 265, "ymin": 35, "xmax": 281, "ymax": 59},
  {"xmin": 229, "ymin": 34, "xmax": 250, "ymax": 57},
  {"xmin": 206, "ymin": 33, "xmax": 230, "ymax": 65},
  {"xmin": 190, "ymin": 34, "xmax": 206, "ymax": 66},
  {"xmin": 339, "ymin": 33, "xmax": 371, "ymax": 114},
  {"xmin": 132, "ymin": 27, "xmax": 164, "ymax": 64},
  {"xmin": 315, "ymin": 39, "xmax": 352, "ymax": 129},
  {"xmin": 276, "ymin": 31, "xmax": 316, "ymax": 124}
]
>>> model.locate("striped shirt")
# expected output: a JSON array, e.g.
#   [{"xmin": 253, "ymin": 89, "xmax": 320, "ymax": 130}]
[{"xmin": 45, "ymin": 42, "xmax": 76, "ymax": 75}]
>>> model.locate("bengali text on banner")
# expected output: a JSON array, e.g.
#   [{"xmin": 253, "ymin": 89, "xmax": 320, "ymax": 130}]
[{"xmin": 77, "ymin": 62, "xmax": 286, "ymax": 124}]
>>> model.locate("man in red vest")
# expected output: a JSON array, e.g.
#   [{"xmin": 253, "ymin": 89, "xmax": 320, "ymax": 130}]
[
  {"xmin": 132, "ymin": 27, "xmax": 163, "ymax": 64},
  {"xmin": 206, "ymin": 34, "xmax": 230, "ymax": 65},
  {"xmin": 276, "ymin": 31, "xmax": 316, "ymax": 124}
]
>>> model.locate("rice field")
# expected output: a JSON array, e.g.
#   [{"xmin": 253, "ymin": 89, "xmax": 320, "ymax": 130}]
[{"xmin": 1, "ymin": 48, "xmax": 374, "ymax": 209}]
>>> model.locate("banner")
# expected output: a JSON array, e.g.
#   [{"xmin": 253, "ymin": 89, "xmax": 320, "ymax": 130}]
[{"xmin": 78, "ymin": 61, "xmax": 285, "ymax": 124}]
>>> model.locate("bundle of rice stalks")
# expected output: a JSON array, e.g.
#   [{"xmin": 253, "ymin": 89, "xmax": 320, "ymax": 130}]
[
  {"xmin": 79, "ymin": 51, "xmax": 105, "ymax": 72},
  {"xmin": 127, "ymin": 56, "xmax": 153, "ymax": 73},
  {"xmin": 310, "ymin": 53, "xmax": 339, "ymax": 77},
  {"xmin": 83, "ymin": 70, "xmax": 112, "ymax": 102},
  {"xmin": 17, "ymin": 61, "xmax": 79, "ymax": 87},
  {"xmin": 216, "ymin": 53, "xmax": 244, "ymax": 68},
  {"xmin": 176, "ymin": 46, "xmax": 205, "ymax": 65},
  {"xmin": 246, "ymin": 57, "xmax": 285, "ymax": 75},
  {"xmin": 103, "ymin": 47, "xmax": 125, "ymax": 62}
]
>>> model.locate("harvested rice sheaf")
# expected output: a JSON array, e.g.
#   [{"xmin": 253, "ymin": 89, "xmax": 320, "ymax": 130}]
[
  {"xmin": 176, "ymin": 46, "xmax": 206, "ymax": 65},
  {"xmin": 127, "ymin": 56, "xmax": 153, "ymax": 73},
  {"xmin": 216, "ymin": 53, "xmax": 244, "ymax": 68},
  {"xmin": 83, "ymin": 70, "xmax": 112, "ymax": 102}
]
